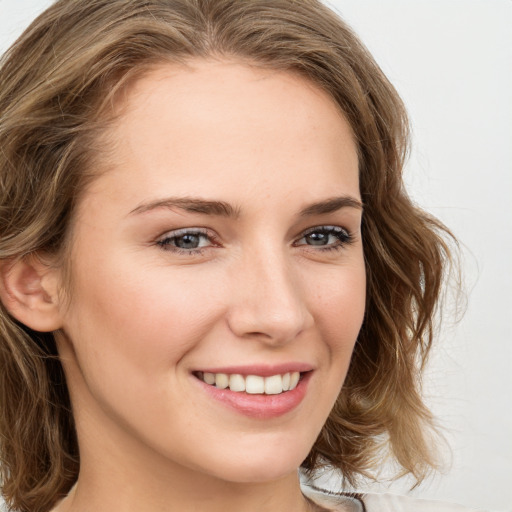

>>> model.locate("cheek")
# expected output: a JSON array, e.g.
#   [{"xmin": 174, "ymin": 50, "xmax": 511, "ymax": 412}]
[
  {"xmin": 305, "ymin": 260, "xmax": 366, "ymax": 353},
  {"xmin": 63, "ymin": 256, "xmax": 226, "ymax": 375}
]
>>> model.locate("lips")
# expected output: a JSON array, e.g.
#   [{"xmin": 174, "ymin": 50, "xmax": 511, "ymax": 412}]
[{"xmin": 192, "ymin": 365, "xmax": 313, "ymax": 418}]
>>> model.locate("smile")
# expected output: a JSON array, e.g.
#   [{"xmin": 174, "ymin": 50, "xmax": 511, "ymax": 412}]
[{"xmin": 196, "ymin": 371, "xmax": 301, "ymax": 395}]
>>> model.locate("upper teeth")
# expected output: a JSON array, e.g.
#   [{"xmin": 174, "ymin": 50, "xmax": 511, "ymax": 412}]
[{"xmin": 200, "ymin": 371, "xmax": 301, "ymax": 395}]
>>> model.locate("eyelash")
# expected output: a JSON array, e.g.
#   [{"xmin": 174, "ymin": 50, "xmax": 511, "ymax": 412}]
[
  {"xmin": 156, "ymin": 225, "xmax": 354, "ymax": 256},
  {"xmin": 294, "ymin": 225, "xmax": 353, "ymax": 252},
  {"xmin": 156, "ymin": 228, "xmax": 217, "ymax": 256}
]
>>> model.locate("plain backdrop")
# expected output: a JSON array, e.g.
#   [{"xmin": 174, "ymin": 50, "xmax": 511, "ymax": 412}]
[{"xmin": 0, "ymin": 1, "xmax": 511, "ymax": 511}]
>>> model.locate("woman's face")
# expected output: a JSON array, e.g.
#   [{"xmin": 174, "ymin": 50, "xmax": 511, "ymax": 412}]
[{"xmin": 55, "ymin": 60, "xmax": 366, "ymax": 484}]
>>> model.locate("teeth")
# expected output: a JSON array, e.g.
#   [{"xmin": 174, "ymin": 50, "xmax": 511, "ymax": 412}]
[
  {"xmin": 229, "ymin": 374, "xmax": 245, "ymax": 392},
  {"xmin": 282, "ymin": 372, "xmax": 291, "ymax": 391},
  {"xmin": 264, "ymin": 374, "xmax": 284, "ymax": 395},
  {"xmin": 203, "ymin": 372, "xmax": 216, "ymax": 385},
  {"xmin": 215, "ymin": 373, "xmax": 229, "ymax": 389},
  {"xmin": 199, "ymin": 371, "xmax": 302, "ymax": 394},
  {"xmin": 246, "ymin": 375, "xmax": 265, "ymax": 394},
  {"xmin": 289, "ymin": 371, "xmax": 300, "ymax": 390}
]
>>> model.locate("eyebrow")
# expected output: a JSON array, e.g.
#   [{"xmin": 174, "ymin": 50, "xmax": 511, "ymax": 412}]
[
  {"xmin": 129, "ymin": 197, "xmax": 240, "ymax": 217},
  {"xmin": 129, "ymin": 195, "xmax": 363, "ymax": 218},
  {"xmin": 299, "ymin": 196, "xmax": 363, "ymax": 217}
]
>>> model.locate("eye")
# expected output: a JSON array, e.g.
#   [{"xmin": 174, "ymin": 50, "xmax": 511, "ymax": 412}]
[
  {"xmin": 157, "ymin": 228, "xmax": 215, "ymax": 254},
  {"xmin": 295, "ymin": 225, "xmax": 353, "ymax": 251}
]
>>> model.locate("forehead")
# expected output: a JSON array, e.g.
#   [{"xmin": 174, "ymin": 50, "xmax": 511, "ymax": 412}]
[{"xmin": 83, "ymin": 59, "xmax": 360, "ymax": 212}]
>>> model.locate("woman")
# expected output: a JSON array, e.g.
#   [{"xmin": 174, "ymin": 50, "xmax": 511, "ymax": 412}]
[{"xmin": 0, "ymin": 1, "xmax": 476, "ymax": 511}]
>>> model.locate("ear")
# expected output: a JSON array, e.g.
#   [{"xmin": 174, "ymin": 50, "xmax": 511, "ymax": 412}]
[{"xmin": 0, "ymin": 255, "xmax": 63, "ymax": 332}]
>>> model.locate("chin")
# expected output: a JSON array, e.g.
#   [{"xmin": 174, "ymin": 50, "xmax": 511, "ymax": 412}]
[
  {"xmin": 212, "ymin": 460, "xmax": 301, "ymax": 484},
  {"xmin": 193, "ymin": 436, "xmax": 313, "ymax": 484}
]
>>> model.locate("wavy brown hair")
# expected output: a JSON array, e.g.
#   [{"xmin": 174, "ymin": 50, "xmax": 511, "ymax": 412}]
[{"xmin": 0, "ymin": 1, "xmax": 455, "ymax": 511}]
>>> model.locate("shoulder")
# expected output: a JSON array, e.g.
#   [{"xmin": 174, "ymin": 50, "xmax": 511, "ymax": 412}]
[
  {"xmin": 301, "ymin": 485, "xmax": 486, "ymax": 512},
  {"xmin": 302, "ymin": 484, "xmax": 364, "ymax": 511},
  {"xmin": 362, "ymin": 493, "xmax": 487, "ymax": 512}
]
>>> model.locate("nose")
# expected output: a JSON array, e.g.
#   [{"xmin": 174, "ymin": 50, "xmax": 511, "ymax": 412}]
[{"xmin": 226, "ymin": 248, "xmax": 313, "ymax": 346}]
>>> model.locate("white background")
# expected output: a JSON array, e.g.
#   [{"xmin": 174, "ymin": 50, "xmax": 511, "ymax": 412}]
[{"xmin": 0, "ymin": 1, "xmax": 511, "ymax": 511}]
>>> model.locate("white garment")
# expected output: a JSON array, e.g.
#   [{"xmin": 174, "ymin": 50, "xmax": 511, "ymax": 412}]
[
  {"xmin": 302, "ymin": 485, "xmax": 487, "ymax": 512},
  {"xmin": 363, "ymin": 493, "xmax": 486, "ymax": 512}
]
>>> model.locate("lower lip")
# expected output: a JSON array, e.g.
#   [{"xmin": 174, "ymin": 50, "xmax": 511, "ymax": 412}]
[{"xmin": 194, "ymin": 373, "xmax": 311, "ymax": 419}]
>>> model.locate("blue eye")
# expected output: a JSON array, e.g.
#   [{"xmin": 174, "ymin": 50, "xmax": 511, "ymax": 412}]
[
  {"xmin": 296, "ymin": 226, "xmax": 352, "ymax": 250},
  {"xmin": 156, "ymin": 225, "xmax": 353, "ymax": 256},
  {"xmin": 157, "ymin": 229, "xmax": 213, "ymax": 253}
]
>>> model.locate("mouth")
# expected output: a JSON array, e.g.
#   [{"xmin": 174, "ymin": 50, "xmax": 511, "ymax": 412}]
[
  {"xmin": 194, "ymin": 371, "xmax": 304, "ymax": 395},
  {"xmin": 192, "ymin": 364, "xmax": 313, "ymax": 418}
]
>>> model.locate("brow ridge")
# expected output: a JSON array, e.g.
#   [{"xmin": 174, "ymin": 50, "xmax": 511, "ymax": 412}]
[
  {"xmin": 299, "ymin": 196, "xmax": 363, "ymax": 217},
  {"xmin": 129, "ymin": 195, "xmax": 362, "ymax": 218},
  {"xmin": 129, "ymin": 197, "xmax": 240, "ymax": 217}
]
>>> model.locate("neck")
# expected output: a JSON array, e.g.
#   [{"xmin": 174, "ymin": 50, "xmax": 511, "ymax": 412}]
[{"xmin": 54, "ymin": 469, "xmax": 312, "ymax": 512}]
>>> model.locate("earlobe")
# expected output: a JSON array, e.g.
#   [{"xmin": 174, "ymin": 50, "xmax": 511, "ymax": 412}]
[{"xmin": 0, "ymin": 256, "xmax": 63, "ymax": 332}]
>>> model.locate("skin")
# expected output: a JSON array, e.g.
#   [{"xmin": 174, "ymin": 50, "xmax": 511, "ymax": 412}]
[{"xmin": 28, "ymin": 60, "xmax": 366, "ymax": 512}]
